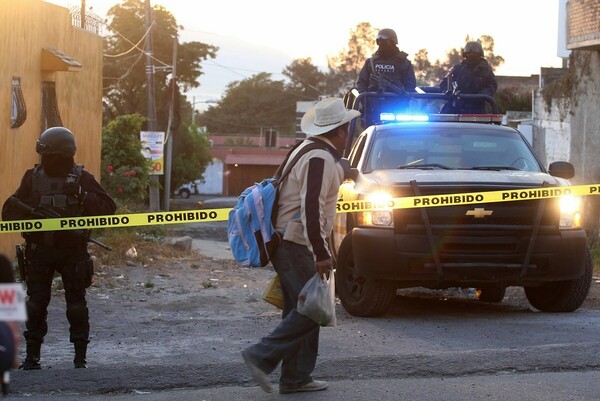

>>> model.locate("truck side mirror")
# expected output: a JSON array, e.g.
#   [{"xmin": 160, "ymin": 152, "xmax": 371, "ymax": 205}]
[
  {"xmin": 548, "ymin": 161, "xmax": 574, "ymax": 179},
  {"xmin": 346, "ymin": 168, "xmax": 359, "ymax": 181},
  {"xmin": 339, "ymin": 158, "xmax": 359, "ymax": 181}
]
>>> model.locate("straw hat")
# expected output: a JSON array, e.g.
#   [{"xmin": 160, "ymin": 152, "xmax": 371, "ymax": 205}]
[{"xmin": 301, "ymin": 98, "xmax": 360, "ymax": 136}]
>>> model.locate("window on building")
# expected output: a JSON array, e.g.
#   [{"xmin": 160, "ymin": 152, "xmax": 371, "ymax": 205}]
[
  {"xmin": 41, "ymin": 81, "xmax": 63, "ymax": 130},
  {"xmin": 11, "ymin": 77, "xmax": 27, "ymax": 128}
]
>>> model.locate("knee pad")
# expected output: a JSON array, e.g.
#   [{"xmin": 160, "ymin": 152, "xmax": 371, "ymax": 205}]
[
  {"xmin": 66, "ymin": 303, "xmax": 88, "ymax": 321},
  {"xmin": 26, "ymin": 300, "xmax": 47, "ymax": 320}
]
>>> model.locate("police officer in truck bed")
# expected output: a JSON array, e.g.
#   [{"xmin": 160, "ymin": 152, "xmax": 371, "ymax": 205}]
[{"xmin": 356, "ymin": 28, "xmax": 416, "ymax": 94}]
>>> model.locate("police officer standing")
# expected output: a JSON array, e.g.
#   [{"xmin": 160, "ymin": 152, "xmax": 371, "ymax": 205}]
[
  {"xmin": 356, "ymin": 28, "xmax": 417, "ymax": 94},
  {"xmin": 2, "ymin": 127, "xmax": 117, "ymax": 370},
  {"xmin": 439, "ymin": 41, "xmax": 498, "ymax": 114}
]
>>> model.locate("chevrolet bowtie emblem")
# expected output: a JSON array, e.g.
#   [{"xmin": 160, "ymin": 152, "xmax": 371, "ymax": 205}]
[{"xmin": 466, "ymin": 208, "xmax": 493, "ymax": 218}]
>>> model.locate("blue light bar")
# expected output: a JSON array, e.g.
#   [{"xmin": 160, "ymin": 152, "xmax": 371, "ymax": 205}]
[
  {"xmin": 396, "ymin": 114, "xmax": 429, "ymax": 121},
  {"xmin": 379, "ymin": 113, "xmax": 429, "ymax": 122}
]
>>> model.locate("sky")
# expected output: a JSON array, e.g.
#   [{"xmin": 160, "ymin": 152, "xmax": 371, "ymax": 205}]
[{"xmin": 47, "ymin": 0, "xmax": 567, "ymax": 110}]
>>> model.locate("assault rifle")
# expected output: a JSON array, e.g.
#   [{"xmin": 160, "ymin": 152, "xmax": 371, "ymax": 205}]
[
  {"xmin": 374, "ymin": 72, "xmax": 406, "ymax": 95},
  {"xmin": 8, "ymin": 196, "xmax": 112, "ymax": 251}
]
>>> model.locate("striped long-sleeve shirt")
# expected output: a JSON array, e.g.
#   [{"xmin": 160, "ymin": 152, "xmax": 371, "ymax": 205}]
[{"xmin": 275, "ymin": 137, "xmax": 343, "ymax": 262}]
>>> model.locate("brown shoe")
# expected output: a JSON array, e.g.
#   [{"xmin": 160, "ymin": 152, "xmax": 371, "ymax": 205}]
[{"xmin": 279, "ymin": 380, "xmax": 328, "ymax": 394}]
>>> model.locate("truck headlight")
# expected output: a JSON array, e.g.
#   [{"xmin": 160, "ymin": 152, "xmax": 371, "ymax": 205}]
[
  {"xmin": 357, "ymin": 191, "xmax": 394, "ymax": 227},
  {"xmin": 559, "ymin": 195, "xmax": 582, "ymax": 229}
]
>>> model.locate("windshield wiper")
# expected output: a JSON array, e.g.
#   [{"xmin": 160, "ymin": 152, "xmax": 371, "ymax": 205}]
[
  {"xmin": 471, "ymin": 166, "xmax": 520, "ymax": 171},
  {"xmin": 397, "ymin": 163, "xmax": 453, "ymax": 170}
]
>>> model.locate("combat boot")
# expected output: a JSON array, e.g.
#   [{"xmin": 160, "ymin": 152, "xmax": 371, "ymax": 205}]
[
  {"xmin": 73, "ymin": 341, "xmax": 88, "ymax": 368},
  {"xmin": 20, "ymin": 342, "xmax": 41, "ymax": 370}
]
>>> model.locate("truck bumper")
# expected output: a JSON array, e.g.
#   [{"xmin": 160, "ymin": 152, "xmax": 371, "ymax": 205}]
[{"xmin": 351, "ymin": 227, "xmax": 588, "ymax": 286}]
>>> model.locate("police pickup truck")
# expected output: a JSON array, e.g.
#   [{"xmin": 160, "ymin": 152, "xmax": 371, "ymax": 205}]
[{"xmin": 331, "ymin": 90, "xmax": 592, "ymax": 317}]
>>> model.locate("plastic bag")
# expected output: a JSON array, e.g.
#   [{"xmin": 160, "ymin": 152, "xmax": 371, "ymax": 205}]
[
  {"xmin": 263, "ymin": 274, "xmax": 284, "ymax": 309},
  {"xmin": 297, "ymin": 272, "xmax": 336, "ymax": 327}
]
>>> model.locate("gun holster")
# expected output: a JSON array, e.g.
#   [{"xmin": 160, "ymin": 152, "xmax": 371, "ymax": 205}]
[
  {"xmin": 75, "ymin": 257, "xmax": 94, "ymax": 288},
  {"xmin": 16, "ymin": 244, "xmax": 27, "ymax": 283}
]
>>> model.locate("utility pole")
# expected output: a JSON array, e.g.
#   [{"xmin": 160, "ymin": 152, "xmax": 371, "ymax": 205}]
[
  {"xmin": 163, "ymin": 36, "xmax": 178, "ymax": 211},
  {"xmin": 144, "ymin": 0, "xmax": 160, "ymax": 211}
]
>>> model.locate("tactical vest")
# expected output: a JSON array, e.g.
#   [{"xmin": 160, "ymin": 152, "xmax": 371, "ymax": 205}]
[
  {"xmin": 32, "ymin": 164, "xmax": 84, "ymax": 218},
  {"xmin": 368, "ymin": 52, "xmax": 408, "ymax": 92}
]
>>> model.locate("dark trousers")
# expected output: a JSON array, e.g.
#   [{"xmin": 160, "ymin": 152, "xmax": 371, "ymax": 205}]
[
  {"xmin": 244, "ymin": 241, "xmax": 319, "ymax": 387},
  {"xmin": 24, "ymin": 243, "xmax": 89, "ymax": 345}
]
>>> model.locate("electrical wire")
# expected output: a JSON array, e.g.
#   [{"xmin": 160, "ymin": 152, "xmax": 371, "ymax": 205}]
[
  {"xmin": 104, "ymin": 21, "xmax": 154, "ymax": 58},
  {"xmin": 102, "ymin": 51, "xmax": 145, "ymax": 87}
]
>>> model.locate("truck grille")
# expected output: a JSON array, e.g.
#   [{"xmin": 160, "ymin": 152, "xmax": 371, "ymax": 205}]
[{"xmin": 393, "ymin": 186, "xmax": 560, "ymax": 232}]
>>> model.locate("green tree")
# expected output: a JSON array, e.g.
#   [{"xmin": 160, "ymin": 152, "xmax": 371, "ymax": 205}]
[
  {"xmin": 326, "ymin": 22, "xmax": 378, "ymax": 95},
  {"xmin": 101, "ymin": 114, "xmax": 152, "ymax": 206},
  {"xmin": 479, "ymin": 35, "xmax": 505, "ymax": 72},
  {"xmin": 198, "ymin": 73, "xmax": 295, "ymax": 135},
  {"xmin": 413, "ymin": 49, "xmax": 434, "ymax": 86},
  {"xmin": 282, "ymin": 58, "xmax": 326, "ymax": 101},
  {"xmin": 413, "ymin": 35, "xmax": 505, "ymax": 86},
  {"xmin": 103, "ymin": 0, "xmax": 217, "ymax": 122},
  {"xmin": 494, "ymin": 87, "xmax": 532, "ymax": 113},
  {"xmin": 169, "ymin": 123, "xmax": 213, "ymax": 190}
]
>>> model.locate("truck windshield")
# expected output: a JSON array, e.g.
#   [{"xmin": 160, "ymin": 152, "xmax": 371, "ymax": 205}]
[{"xmin": 366, "ymin": 126, "xmax": 542, "ymax": 173}]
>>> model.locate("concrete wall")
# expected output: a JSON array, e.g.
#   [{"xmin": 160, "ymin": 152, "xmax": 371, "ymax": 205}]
[
  {"xmin": 532, "ymin": 93, "xmax": 572, "ymax": 170},
  {"xmin": 569, "ymin": 51, "xmax": 600, "ymax": 186},
  {"xmin": 532, "ymin": 50, "xmax": 600, "ymax": 241}
]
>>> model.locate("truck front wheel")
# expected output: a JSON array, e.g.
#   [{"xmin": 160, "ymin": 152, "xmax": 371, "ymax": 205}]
[
  {"xmin": 524, "ymin": 248, "xmax": 593, "ymax": 312},
  {"xmin": 335, "ymin": 235, "xmax": 396, "ymax": 317}
]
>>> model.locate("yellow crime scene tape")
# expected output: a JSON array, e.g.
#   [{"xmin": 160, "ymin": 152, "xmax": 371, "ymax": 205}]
[{"xmin": 1, "ymin": 183, "xmax": 599, "ymax": 234}]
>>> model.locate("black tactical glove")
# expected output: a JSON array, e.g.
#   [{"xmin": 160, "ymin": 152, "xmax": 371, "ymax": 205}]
[{"xmin": 64, "ymin": 182, "xmax": 87, "ymax": 201}]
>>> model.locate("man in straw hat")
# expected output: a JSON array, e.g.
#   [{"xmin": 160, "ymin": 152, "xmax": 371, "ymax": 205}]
[{"xmin": 242, "ymin": 98, "xmax": 360, "ymax": 394}]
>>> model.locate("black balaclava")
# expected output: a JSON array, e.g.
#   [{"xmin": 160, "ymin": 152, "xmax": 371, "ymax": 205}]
[
  {"xmin": 377, "ymin": 39, "xmax": 397, "ymax": 57},
  {"xmin": 41, "ymin": 154, "xmax": 75, "ymax": 177},
  {"xmin": 464, "ymin": 53, "xmax": 482, "ymax": 66}
]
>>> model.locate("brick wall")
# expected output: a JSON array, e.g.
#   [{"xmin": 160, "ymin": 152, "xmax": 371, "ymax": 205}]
[{"xmin": 567, "ymin": 0, "xmax": 600, "ymax": 49}]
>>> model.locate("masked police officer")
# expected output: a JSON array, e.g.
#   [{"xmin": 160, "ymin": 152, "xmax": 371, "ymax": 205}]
[
  {"xmin": 2, "ymin": 127, "xmax": 117, "ymax": 370},
  {"xmin": 356, "ymin": 28, "xmax": 417, "ymax": 94},
  {"xmin": 439, "ymin": 41, "xmax": 498, "ymax": 114}
]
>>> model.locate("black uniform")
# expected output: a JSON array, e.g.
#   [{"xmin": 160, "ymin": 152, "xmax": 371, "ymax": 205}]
[
  {"xmin": 439, "ymin": 58, "xmax": 498, "ymax": 114},
  {"xmin": 2, "ymin": 164, "xmax": 116, "ymax": 350},
  {"xmin": 356, "ymin": 48, "xmax": 417, "ymax": 93}
]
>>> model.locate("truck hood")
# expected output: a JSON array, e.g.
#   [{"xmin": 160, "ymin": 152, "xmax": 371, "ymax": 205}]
[{"xmin": 362, "ymin": 169, "xmax": 569, "ymax": 189}]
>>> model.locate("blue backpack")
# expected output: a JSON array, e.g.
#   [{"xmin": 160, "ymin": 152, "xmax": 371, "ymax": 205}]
[{"xmin": 227, "ymin": 140, "xmax": 326, "ymax": 267}]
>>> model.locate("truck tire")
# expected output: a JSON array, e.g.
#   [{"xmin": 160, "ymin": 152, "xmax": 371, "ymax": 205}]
[
  {"xmin": 335, "ymin": 235, "xmax": 396, "ymax": 317},
  {"xmin": 180, "ymin": 189, "xmax": 191, "ymax": 199},
  {"xmin": 524, "ymin": 248, "xmax": 593, "ymax": 312},
  {"xmin": 475, "ymin": 285, "xmax": 506, "ymax": 303}
]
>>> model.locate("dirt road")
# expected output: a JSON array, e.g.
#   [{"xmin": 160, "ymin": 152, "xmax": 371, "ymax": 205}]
[{"xmin": 7, "ymin": 196, "xmax": 600, "ymax": 396}]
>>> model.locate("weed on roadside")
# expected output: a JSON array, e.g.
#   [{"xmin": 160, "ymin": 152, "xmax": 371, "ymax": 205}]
[{"xmin": 590, "ymin": 243, "xmax": 600, "ymax": 275}]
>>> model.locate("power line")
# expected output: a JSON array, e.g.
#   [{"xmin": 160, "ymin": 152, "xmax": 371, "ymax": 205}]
[
  {"xmin": 205, "ymin": 60, "xmax": 285, "ymax": 77},
  {"xmin": 104, "ymin": 21, "xmax": 154, "ymax": 58},
  {"xmin": 102, "ymin": 51, "xmax": 145, "ymax": 87},
  {"xmin": 100, "ymin": 16, "xmax": 170, "ymax": 67}
]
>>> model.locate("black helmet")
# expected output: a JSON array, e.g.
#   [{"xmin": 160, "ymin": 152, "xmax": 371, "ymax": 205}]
[
  {"xmin": 36, "ymin": 127, "xmax": 77, "ymax": 157},
  {"xmin": 376, "ymin": 28, "xmax": 398, "ymax": 45},
  {"xmin": 462, "ymin": 41, "xmax": 484, "ymax": 57}
]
